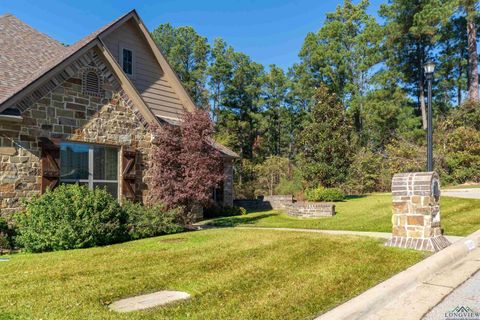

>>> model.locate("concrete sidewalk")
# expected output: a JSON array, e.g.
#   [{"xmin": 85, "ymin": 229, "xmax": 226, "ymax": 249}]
[
  {"xmin": 423, "ymin": 270, "xmax": 480, "ymax": 319},
  {"xmin": 227, "ymin": 226, "xmax": 464, "ymax": 243}
]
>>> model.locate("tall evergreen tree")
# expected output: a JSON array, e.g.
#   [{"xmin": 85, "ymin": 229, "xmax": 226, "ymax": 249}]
[
  {"xmin": 299, "ymin": 85, "xmax": 354, "ymax": 188},
  {"xmin": 151, "ymin": 23, "xmax": 210, "ymax": 107},
  {"xmin": 297, "ymin": 0, "xmax": 382, "ymax": 133},
  {"xmin": 208, "ymin": 38, "xmax": 234, "ymax": 121},
  {"xmin": 412, "ymin": 0, "xmax": 478, "ymax": 102},
  {"xmin": 217, "ymin": 52, "xmax": 264, "ymax": 160},
  {"xmin": 261, "ymin": 65, "xmax": 289, "ymax": 157}
]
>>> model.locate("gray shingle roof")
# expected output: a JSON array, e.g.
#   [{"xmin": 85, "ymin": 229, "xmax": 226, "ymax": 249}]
[
  {"xmin": 0, "ymin": 11, "xmax": 131, "ymax": 107},
  {"xmin": 0, "ymin": 14, "xmax": 65, "ymax": 104}
]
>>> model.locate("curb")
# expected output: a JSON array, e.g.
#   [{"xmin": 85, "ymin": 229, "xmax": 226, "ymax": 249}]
[{"xmin": 315, "ymin": 229, "xmax": 480, "ymax": 320}]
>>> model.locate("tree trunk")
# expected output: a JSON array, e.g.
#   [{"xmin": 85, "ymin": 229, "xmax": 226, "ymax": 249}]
[
  {"xmin": 419, "ymin": 77, "xmax": 428, "ymax": 129},
  {"xmin": 417, "ymin": 43, "xmax": 427, "ymax": 129},
  {"xmin": 458, "ymin": 60, "xmax": 463, "ymax": 107},
  {"xmin": 466, "ymin": 0, "xmax": 479, "ymax": 101}
]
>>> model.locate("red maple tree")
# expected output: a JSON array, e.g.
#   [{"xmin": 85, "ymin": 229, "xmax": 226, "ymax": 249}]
[{"xmin": 150, "ymin": 109, "xmax": 224, "ymax": 223}]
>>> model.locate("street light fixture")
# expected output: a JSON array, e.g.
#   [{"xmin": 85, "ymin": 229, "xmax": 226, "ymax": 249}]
[{"xmin": 424, "ymin": 60, "xmax": 435, "ymax": 172}]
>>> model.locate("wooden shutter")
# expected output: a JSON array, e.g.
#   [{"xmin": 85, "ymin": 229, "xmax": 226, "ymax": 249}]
[
  {"xmin": 121, "ymin": 147, "xmax": 137, "ymax": 201},
  {"xmin": 40, "ymin": 138, "xmax": 60, "ymax": 193}
]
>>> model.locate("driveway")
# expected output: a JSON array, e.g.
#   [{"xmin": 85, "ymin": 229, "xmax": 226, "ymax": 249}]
[{"xmin": 443, "ymin": 188, "xmax": 480, "ymax": 199}]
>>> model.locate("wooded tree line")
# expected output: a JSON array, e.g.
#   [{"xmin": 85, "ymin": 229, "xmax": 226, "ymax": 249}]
[{"xmin": 152, "ymin": 0, "xmax": 480, "ymax": 198}]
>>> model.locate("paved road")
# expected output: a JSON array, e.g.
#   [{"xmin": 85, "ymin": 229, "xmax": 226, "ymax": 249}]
[
  {"xmin": 443, "ymin": 188, "xmax": 480, "ymax": 199},
  {"xmin": 423, "ymin": 270, "xmax": 480, "ymax": 319}
]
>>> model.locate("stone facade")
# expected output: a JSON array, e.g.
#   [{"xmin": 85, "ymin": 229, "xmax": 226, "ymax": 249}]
[
  {"xmin": 0, "ymin": 48, "xmax": 233, "ymax": 219},
  {"xmin": 385, "ymin": 172, "xmax": 450, "ymax": 252},
  {"xmin": 0, "ymin": 49, "xmax": 153, "ymax": 218}
]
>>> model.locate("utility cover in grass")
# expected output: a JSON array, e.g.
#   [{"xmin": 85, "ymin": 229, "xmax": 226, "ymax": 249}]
[{"xmin": 109, "ymin": 291, "xmax": 190, "ymax": 312}]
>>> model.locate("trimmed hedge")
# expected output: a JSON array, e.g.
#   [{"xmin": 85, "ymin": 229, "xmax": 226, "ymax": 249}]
[
  {"xmin": 15, "ymin": 184, "xmax": 128, "ymax": 252},
  {"xmin": 305, "ymin": 187, "xmax": 345, "ymax": 202},
  {"xmin": 204, "ymin": 205, "xmax": 247, "ymax": 218},
  {"xmin": 14, "ymin": 184, "xmax": 183, "ymax": 253},
  {"xmin": 123, "ymin": 201, "xmax": 183, "ymax": 240}
]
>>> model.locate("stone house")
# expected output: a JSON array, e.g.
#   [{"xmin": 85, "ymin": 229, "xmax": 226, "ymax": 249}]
[{"xmin": 0, "ymin": 10, "xmax": 237, "ymax": 218}]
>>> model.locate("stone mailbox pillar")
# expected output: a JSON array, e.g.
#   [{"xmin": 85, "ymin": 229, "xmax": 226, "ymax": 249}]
[{"xmin": 385, "ymin": 172, "xmax": 450, "ymax": 252}]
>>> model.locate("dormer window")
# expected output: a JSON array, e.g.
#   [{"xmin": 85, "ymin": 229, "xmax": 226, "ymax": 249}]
[
  {"xmin": 121, "ymin": 48, "xmax": 133, "ymax": 76},
  {"xmin": 82, "ymin": 67, "xmax": 104, "ymax": 97}
]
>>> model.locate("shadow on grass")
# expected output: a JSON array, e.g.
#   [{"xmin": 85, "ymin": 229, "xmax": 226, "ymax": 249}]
[
  {"xmin": 344, "ymin": 195, "xmax": 367, "ymax": 200},
  {"xmin": 205, "ymin": 213, "xmax": 278, "ymax": 227}
]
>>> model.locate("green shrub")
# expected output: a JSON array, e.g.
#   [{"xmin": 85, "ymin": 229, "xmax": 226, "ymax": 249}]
[
  {"xmin": 204, "ymin": 205, "xmax": 247, "ymax": 218},
  {"xmin": 0, "ymin": 217, "xmax": 16, "ymax": 252},
  {"xmin": 123, "ymin": 201, "xmax": 183, "ymax": 240},
  {"xmin": 14, "ymin": 184, "xmax": 128, "ymax": 253},
  {"xmin": 305, "ymin": 187, "xmax": 345, "ymax": 202},
  {"xmin": 275, "ymin": 168, "xmax": 304, "ymax": 197}
]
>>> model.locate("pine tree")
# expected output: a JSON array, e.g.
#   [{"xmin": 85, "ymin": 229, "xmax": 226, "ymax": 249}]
[
  {"xmin": 299, "ymin": 85, "xmax": 354, "ymax": 188},
  {"xmin": 151, "ymin": 24, "xmax": 210, "ymax": 107}
]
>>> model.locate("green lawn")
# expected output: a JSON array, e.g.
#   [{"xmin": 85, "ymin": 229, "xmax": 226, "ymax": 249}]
[
  {"xmin": 204, "ymin": 195, "xmax": 480, "ymax": 236},
  {"xmin": 0, "ymin": 229, "xmax": 424, "ymax": 320}
]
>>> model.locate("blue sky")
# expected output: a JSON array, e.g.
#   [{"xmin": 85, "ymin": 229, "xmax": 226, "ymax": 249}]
[{"xmin": 2, "ymin": 0, "xmax": 384, "ymax": 70}]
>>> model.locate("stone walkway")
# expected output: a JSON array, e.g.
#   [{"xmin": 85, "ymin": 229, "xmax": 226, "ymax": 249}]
[{"xmin": 423, "ymin": 270, "xmax": 480, "ymax": 319}]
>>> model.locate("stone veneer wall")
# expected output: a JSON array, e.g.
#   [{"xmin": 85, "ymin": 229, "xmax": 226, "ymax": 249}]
[
  {"xmin": 385, "ymin": 172, "xmax": 450, "ymax": 252},
  {"xmin": 263, "ymin": 195, "xmax": 294, "ymax": 209},
  {"xmin": 233, "ymin": 199, "xmax": 271, "ymax": 211},
  {"xmin": 285, "ymin": 202, "xmax": 335, "ymax": 217},
  {"xmin": 0, "ymin": 49, "xmax": 153, "ymax": 218},
  {"xmin": 233, "ymin": 195, "xmax": 335, "ymax": 217}
]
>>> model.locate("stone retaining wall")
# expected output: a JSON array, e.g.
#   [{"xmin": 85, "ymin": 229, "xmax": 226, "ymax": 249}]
[
  {"xmin": 285, "ymin": 202, "xmax": 335, "ymax": 217},
  {"xmin": 262, "ymin": 195, "xmax": 293, "ymax": 209},
  {"xmin": 233, "ymin": 199, "xmax": 271, "ymax": 211},
  {"xmin": 234, "ymin": 195, "xmax": 335, "ymax": 217}
]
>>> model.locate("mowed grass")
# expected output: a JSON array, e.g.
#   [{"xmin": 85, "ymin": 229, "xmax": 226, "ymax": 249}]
[
  {"xmin": 205, "ymin": 195, "xmax": 480, "ymax": 236},
  {"xmin": 0, "ymin": 229, "xmax": 424, "ymax": 320}
]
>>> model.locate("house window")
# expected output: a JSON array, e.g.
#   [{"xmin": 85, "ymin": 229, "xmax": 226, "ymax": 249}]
[
  {"xmin": 60, "ymin": 142, "xmax": 119, "ymax": 198},
  {"xmin": 121, "ymin": 48, "xmax": 133, "ymax": 76}
]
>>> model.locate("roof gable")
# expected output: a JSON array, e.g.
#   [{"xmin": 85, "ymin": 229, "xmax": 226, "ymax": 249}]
[
  {"xmin": 0, "ymin": 10, "xmax": 197, "ymax": 119},
  {"xmin": 0, "ymin": 11, "xmax": 238, "ymax": 158},
  {"xmin": 102, "ymin": 18, "xmax": 189, "ymax": 119}
]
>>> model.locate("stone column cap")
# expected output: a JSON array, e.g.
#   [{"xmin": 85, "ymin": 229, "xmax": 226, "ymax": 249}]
[{"xmin": 392, "ymin": 171, "xmax": 440, "ymax": 198}]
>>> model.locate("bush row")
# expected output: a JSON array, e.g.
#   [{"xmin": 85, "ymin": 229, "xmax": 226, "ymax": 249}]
[
  {"xmin": 305, "ymin": 187, "xmax": 345, "ymax": 202},
  {"xmin": 203, "ymin": 204, "xmax": 247, "ymax": 219},
  {"xmin": 12, "ymin": 184, "xmax": 183, "ymax": 253}
]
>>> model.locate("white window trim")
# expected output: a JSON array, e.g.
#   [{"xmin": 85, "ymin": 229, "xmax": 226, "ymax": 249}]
[
  {"xmin": 60, "ymin": 142, "xmax": 120, "ymax": 200},
  {"xmin": 120, "ymin": 45, "xmax": 135, "ymax": 79}
]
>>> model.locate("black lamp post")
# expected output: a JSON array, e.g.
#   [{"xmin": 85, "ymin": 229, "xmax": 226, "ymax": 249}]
[{"xmin": 424, "ymin": 60, "xmax": 435, "ymax": 172}]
